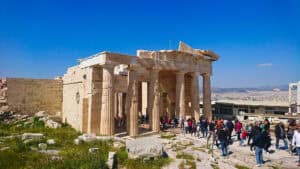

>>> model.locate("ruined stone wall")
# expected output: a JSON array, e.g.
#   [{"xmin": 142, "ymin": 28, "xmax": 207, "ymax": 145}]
[
  {"xmin": 62, "ymin": 65, "xmax": 91, "ymax": 131},
  {"xmin": 6, "ymin": 78, "xmax": 62, "ymax": 115}
]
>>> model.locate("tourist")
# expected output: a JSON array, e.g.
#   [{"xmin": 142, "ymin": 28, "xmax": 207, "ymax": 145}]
[
  {"xmin": 240, "ymin": 128, "xmax": 247, "ymax": 146},
  {"xmin": 292, "ymin": 125, "xmax": 300, "ymax": 166},
  {"xmin": 207, "ymin": 120, "xmax": 216, "ymax": 144},
  {"xmin": 188, "ymin": 118, "xmax": 193, "ymax": 133},
  {"xmin": 184, "ymin": 119, "xmax": 189, "ymax": 135},
  {"xmin": 263, "ymin": 119, "xmax": 270, "ymax": 132},
  {"xmin": 247, "ymin": 123, "xmax": 254, "ymax": 145},
  {"xmin": 217, "ymin": 124, "xmax": 229, "ymax": 157},
  {"xmin": 251, "ymin": 130, "xmax": 269, "ymax": 167},
  {"xmin": 200, "ymin": 118, "xmax": 208, "ymax": 138},
  {"xmin": 180, "ymin": 116, "xmax": 184, "ymax": 128},
  {"xmin": 225, "ymin": 119, "xmax": 234, "ymax": 141},
  {"xmin": 235, "ymin": 120, "xmax": 243, "ymax": 141},
  {"xmin": 274, "ymin": 122, "xmax": 288, "ymax": 150},
  {"xmin": 192, "ymin": 119, "xmax": 197, "ymax": 136}
]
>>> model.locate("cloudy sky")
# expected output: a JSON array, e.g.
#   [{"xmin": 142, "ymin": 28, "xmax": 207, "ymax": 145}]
[{"xmin": 0, "ymin": 0, "xmax": 299, "ymax": 88}]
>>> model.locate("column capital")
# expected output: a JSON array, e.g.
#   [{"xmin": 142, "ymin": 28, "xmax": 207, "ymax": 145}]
[
  {"xmin": 175, "ymin": 71, "xmax": 186, "ymax": 75},
  {"xmin": 201, "ymin": 73, "xmax": 211, "ymax": 77}
]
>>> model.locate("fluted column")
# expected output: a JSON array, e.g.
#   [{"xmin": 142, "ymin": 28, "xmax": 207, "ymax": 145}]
[
  {"xmin": 118, "ymin": 93, "xmax": 123, "ymax": 118},
  {"xmin": 125, "ymin": 69, "xmax": 136, "ymax": 134},
  {"xmin": 149, "ymin": 69, "xmax": 160, "ymax": 132},
  {"xmin": 191, "ymin": 72, "xmax": 200, "ymax": 121},
  {"xmin": 100, "ymin": 64, "xmax": 115, "ymax": 135},
  {"xmin": 176, "ymin": 72, "xmax": 185, "ymax": 119},
  {"xmin": 202, "ymin": 73, "xmax": 212, "ymax": 120},
  {"xmin": 129, "ymin": 80, "xmax": 139, "ymax": 137}
]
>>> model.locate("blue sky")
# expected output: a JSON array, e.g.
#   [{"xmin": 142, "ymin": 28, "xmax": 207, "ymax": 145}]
[{"xmin": 0, "ymin": 0, "xmax": 299, "ymax": 88}]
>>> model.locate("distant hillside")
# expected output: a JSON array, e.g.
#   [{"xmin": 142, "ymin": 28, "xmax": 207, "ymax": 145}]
[{"xmin": 211, "ymin": 85, "xmax": 288, "ymax": 93}]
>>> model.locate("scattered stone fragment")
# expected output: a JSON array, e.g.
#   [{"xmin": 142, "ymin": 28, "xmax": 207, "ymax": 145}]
[
  {"xmin": 78, "ymin": 133, "xmax": 96, "ymax": 142},
  {"xmin": 88, "ymin": 147, "xmax": 99, "ymax": 153},
  {"xmin": 106, "ymin": 152, "xmax": 116, "ymax": 169},
  {"xmin": 126, "ymin": 136, "xmax": 164, "ymax": 159},
  {"xmin": 22, "ymin": 133, "xmax": 43, "ymax": 140},
  {"xmin": 74, "ymin": 138, "xmax": 81, "ymax": 145},
  {"xmin": 45, "ymin": 119, "xmax": 61, "ymax": 128},
  {"xmin": 0, "ymin": 147, "xmax": 10, "ymax": 151},
  {"xmin": 113, "ymin": 141, "xmax": 124, "ymax": 149},
  {"xmin": 38, "ymin": 143, "xmax": 47, "ymax": 150},
  {"xmin": 47, "ymin": 139, "xmax": 55, "ymax": 145},
  {"xmin": 35, "ymin": 111, "xmax": 46, "ymax": 117},
  {"xmin": 39, "ymin": 150, "xmax": 59, "ymax": 155},
  {"xmin": 96, "ymin": 136, "xmax": 112, "ymax": 141}
]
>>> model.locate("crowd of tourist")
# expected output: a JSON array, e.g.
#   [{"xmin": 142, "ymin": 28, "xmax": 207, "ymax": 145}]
[{"xmin": 160, "ymin": 115, "xmax": 300, "ymax": 167}]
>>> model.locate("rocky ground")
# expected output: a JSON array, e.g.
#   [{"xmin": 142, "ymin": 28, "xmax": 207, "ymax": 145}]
[
  {"xmin": 0, "ymin": 111, "xmax": 298, "ymax": 169},
  {"xmin": 158, "ymin": 129, "xmax": 298, "ymax": 169}
]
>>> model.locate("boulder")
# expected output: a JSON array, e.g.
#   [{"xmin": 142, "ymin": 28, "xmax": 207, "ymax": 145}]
[
  {"xmin": 47, "ymin": 139, "xmax": 56, "ymax": 145},
  {"xmin": 22, "ymin": 133, "xmax": 43, "ymax": 140},
  {"xmin": 106, "ymin": 152, "xmax": 116, "ymax": 169},
  {"xmin": 38, "ymin": 143, "xmax": 47, "ymax": 150},
  {"xmin": 126, "ymin": 137, "xmax": 164, "ymax": 159}
]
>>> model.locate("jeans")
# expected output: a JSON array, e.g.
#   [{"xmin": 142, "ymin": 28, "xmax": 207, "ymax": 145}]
[
  {"xmin": 297, "ymin": 147, "xmax": 300, "ymax": 163},
  {"xmin": 275, "ymin": 137, "xmax": 288, "ymax": 149},
  {"xmin": 240, "ymin": 139, "xmax": 244, "ymax": 145},
  {"xmin": 255, "ymin": 146, "xmax": 264, "ymax": 165},
  {"xmin": 237, "ymin": 131, "xmax": 241, "ymax": 140},
  {"xmin": 220, "ymin": 141, "xmax": 228, "ymax": 156},
  {"xmin": 201, "ymin": 128, "xmax": 208, "ymax": 137}
]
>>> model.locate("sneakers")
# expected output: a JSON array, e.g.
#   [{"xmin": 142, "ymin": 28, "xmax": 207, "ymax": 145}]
[{"xmin": 256, "ymin": 164, "xmax": 262, "ymax": 167}]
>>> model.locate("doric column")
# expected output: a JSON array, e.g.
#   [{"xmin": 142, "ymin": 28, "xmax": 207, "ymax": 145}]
[
  {"xmin": 202, "ymin": 73, "xmax": 212, "ymax": 120},
  {"xmin": 129, "ymin": 80, "xmax": 139, "ymax": 137},
  {"xmin": 125, "ymin": 68, "xmax": 140, "ymax": 136},
  {"xmin": 100, "ymin": 64, "xmax": 115, "ymax": 135},
  {"xmin": 191, "ymin": 72, "xmax": 200, "ymax": 121},
  {"xmin": 118, "ymin": 93, "xmax": 123, "ymax": 118},
  {"xmin": 176, "ymin": 72, "xmax": 185, "ymax": 119},
  {"xmin": 149, "ymin": 69, "xmax": 160, "ymax": 132}
]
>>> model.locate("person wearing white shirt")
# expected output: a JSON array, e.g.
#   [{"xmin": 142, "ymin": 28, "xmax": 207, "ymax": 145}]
[{"xmin": 292, "ymin": 126, "xmax": 300, "ymax": 167}]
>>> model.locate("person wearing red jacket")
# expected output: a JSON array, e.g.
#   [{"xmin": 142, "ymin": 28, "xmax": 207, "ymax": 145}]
[{"xmin": 235, "ymin": 120, "xmax": 243, "ymax": 141}]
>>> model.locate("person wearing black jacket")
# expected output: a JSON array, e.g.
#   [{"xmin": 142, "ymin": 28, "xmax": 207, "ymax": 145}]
[
  {"xmin": 225, "ymin": 120, "xmax": 234, "ymax": 141},
  {"xmin": 251, "ymin": 130, "xmax": 268, "ymax": 167},
  {"xmin": 217, "ymin": 125, "xmax": 229, "ymax": 157},
  {"xmin": 274, "ymin": 122, "xmax": 288, "ymax": 150}
]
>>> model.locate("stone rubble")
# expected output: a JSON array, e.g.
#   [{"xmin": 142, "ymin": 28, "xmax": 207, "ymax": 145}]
[
  {"xmin": 126, "ymin": 136, "xmax": 164, "ymax": 159},
  {"xmin": 106, "ymin": 152, "xmax": 116, "ymax": 169}
]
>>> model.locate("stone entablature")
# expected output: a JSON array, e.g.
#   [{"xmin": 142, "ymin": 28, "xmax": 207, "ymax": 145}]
[{"xmin": 62, "ymin": 41, "xmax": 219, "ymax": 136}]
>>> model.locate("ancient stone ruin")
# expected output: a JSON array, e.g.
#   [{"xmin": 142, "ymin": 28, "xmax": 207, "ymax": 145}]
[{"xmin": 62, "ymin": 42, "xmax": 218, "ymax": 136}]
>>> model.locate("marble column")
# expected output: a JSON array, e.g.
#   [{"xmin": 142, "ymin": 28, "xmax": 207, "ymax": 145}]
[
  {"xmin": 118, "ymin": 93, "xmax": 123, "ymax": 118},
  {"xmin": 176, "ymin": 72, "xmax": 185, "ymax": 119},
  {"xmin": 129, "ymin": 80, "xmax": 139, "ymax": 137},
  {"xmin": 125, "ymin": 68, "xmax": 140, "ymax": 136},
  {"xmin": 202, "ymin": 73, "xmax": 212, "ymax": 120},
  {"xmin": 191, "ymin": 72, "xmax": 200, "ymax": 121},
  {"xmin": 100, "ymin": 64, "xmax": 115, "ymax": 135},
  {"xmin": 149, "ymin": 69, "xmax": 160, "ymax": 132}
]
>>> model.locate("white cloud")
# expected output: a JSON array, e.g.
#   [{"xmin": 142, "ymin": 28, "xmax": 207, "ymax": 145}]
[{"xmin": 257, "ymin": 63, "xmax": 272, "ymax": 67}]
